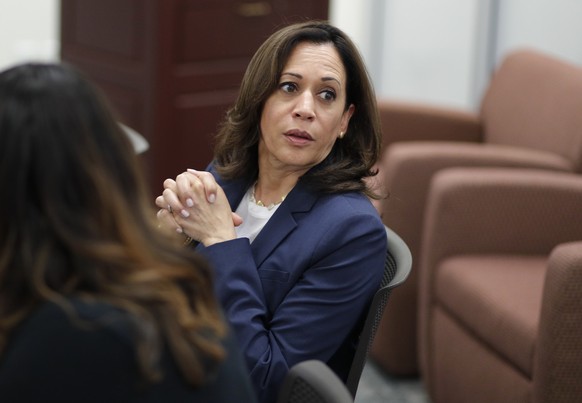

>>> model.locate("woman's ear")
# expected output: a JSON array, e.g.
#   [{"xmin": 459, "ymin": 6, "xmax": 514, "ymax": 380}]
[{"xmin": 339, "ymin": 104, "xmax": 355, "ymax": 138}]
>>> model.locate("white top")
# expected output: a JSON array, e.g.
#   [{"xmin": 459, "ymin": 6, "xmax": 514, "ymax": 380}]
[{"xmin": 234, "ymin": 187, "xmax": 282, "ymax": 243}]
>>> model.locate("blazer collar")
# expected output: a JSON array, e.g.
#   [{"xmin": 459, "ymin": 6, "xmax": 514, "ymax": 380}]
[{"xmin": 220, "ymin": 175, "xmax": 319, "ymax": 267}]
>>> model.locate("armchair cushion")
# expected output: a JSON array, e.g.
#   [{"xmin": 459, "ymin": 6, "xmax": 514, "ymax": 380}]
[
  {"xmin": 436, "ymin": 255, "xmax": 546, "ymax": 376},
  {"xmin": 431, "ymin": 308, "xmax": 531, "ymax": 403}
]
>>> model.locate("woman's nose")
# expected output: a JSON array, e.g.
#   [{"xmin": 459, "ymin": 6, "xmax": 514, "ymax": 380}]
[{"xmin": 293, "ymin": 91, "xmax": 315, "ymax": 120}]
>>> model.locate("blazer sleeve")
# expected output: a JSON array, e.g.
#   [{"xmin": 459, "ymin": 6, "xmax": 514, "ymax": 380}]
[{"xmin": 197, "ymin": 207, "xmax": 386, "ymax": 403}]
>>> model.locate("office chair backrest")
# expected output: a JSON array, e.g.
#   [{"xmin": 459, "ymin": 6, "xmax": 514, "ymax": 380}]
[
  {"xmin": 345, "ymin": 225, "xmax": 413, "ymax": 397},
  {"xmin": 277, "ymin": 360, "xmax": 353, "ymax": 403}
]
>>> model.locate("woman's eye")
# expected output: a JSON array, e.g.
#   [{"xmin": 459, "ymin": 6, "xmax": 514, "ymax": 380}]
[
  {"xmin": 280, "ymin": 82, "xmax": 297, "ymax": 93},
  {"xmin": 319, "ymin": 90, "xmax": 337, "ymax": 101}
]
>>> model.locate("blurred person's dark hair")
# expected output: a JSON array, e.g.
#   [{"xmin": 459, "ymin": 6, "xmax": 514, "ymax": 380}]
[{"xmin": 0, "ymin": 62, "xmax": 226, "ymax": 385}]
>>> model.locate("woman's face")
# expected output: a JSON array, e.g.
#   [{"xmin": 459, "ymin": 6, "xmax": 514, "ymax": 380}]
[{"xmin": 258, "ymin": 42, "xmax": 354, "ymax": 176}]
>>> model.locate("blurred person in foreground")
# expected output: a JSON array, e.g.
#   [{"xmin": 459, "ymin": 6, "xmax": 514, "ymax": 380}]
[
  {"xmin": 157, "ymin": 21, "xmax": 387, "ymax": 403},
  {"xmin": 0, "ymin": 62, "xmax": 256, "ymax": 403}
]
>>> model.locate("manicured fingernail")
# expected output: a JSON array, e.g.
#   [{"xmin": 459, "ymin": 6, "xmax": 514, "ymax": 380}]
[
  {"xmin": 187, "ymin": 168, "xmax": 197, "ymax": 174},
  {"xmin": 208, "ymin": 193, "xmax": 216, "ymax": 204},
  {"xmin": 186, "ymin": 198, "xmax": 194, "ymax": 207},
  {"xmin": 176, "ymin": 227, "xmax": 183, "ymax": 233},
  {"xmin": 181, "ymin": 209, "xmax": 190, "ymax": 218}
]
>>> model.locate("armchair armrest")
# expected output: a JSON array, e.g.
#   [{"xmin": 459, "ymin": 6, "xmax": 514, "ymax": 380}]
[
  {"xmin": 534, "ymin": 241, "xmax": 582, "ymax": 403},
  {"xmin": 376, "ymin": 99, "xmax": 483, "ymax": 148}
]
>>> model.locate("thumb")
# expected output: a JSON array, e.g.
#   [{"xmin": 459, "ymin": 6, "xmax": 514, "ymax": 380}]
[{"xmin": 232, "ymin": 213, "xmax": 243, "ymax": 227}]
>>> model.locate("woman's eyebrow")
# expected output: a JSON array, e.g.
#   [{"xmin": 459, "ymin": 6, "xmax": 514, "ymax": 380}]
[
  {"xmin": 281, "ymin": 72, "xmax": 302, "ymax": 79},
  {"xmin": 281, "ymin": 72, "xmax": 340, "ymax": 86},
  {"xmin": 322, "ymin": 76, "xmax": 341, "ymax": 86}
]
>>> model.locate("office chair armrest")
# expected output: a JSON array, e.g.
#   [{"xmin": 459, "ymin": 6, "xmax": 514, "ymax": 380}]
[
  {"xmin": 534, "ymin": 241, "xmax": 582, "ymax": 403},
  {"xmin": 277, "ymin": 360, "xmax": 353, "ymax": 403},
  {"xmin": 376, "ymin": 99, "xmax": 483, "ymax": 147}
]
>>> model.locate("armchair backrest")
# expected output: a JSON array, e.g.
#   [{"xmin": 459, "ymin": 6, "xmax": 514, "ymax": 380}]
[{"xmin": 480, "ymin": 49, "xmax": 582, "ymax": 172}]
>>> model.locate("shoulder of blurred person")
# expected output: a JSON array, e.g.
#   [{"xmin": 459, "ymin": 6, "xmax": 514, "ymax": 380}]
[{"xmin": 0, "ymin": 298, "xmax": 256, "ymax": 403}]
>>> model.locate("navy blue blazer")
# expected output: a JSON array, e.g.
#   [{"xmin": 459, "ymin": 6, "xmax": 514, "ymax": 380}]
[{"xmin": 197, "ymin": 166, "xmax": 386, "ymax": 403}]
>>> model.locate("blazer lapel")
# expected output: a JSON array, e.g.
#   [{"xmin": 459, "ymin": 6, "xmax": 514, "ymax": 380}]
[
  {"xmin": 251, "ymin": 182, "xmax": 318, "ymax": 267},
  {"xmin": 208, "ymin": 163, "xmax": 252, "ymax": 211},
  {"xmin": 216, "ymin": 168, "xmax": 319, "ymax": 268},
  {"xmin": 220, "ymin": 177, "xmax": 250, "ymax": 211}
]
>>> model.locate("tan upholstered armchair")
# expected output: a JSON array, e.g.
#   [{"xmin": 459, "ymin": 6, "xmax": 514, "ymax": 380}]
[
  {"xmin": 369, "ymin": 48, "xmax": 582, "ymax": 376},
  {"xmin": 418, "ymin": 167, "xmax": 582, "ymax": 403}
]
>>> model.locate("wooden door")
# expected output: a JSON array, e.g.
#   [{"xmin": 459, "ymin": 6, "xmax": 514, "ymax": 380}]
[{"xmin": 61, "ymin": 0, "xmax": 328, "ymax": 193}]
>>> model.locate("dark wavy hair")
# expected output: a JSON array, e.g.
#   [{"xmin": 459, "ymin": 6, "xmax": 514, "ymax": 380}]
[
  {"xmin": 213, "ymin": 20, "xmax": 382, "ymax": 197},
  {"xmin": 0, "ymin": 63, "xmax": 226, "ymax": 386}
]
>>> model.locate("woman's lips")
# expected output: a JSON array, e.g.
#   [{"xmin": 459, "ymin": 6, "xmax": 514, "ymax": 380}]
[{"xmin": 284, "ymin": 129, "xmax": 313, "ymax": 145}]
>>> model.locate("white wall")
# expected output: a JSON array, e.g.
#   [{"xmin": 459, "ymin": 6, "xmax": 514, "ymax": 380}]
[
  {"xmin": 0, "ymin": 0, "xmax": 60, "ymax": 70},
  {"xmin": 331, "ymin": 0, "xmax": 582, "ymax": 111},
  {"xmin": 330, "ymin": 0, "xmax": 487, "ymax": 110},
  {"xmin": 378, "ymin": 0, "xmax": 484, "ymax": 109},
  {"xmin": 329, "ymin": 0, "xmax": 387, "ymax": 91},
  {"xmin": 495, "ymin": 0, "xmax": 582, "ymax": 65}
]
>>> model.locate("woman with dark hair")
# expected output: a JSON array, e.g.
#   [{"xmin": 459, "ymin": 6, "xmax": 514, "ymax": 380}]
[
  {"xmin": 157, "ymin": 21, "xmax": 387, "ymax": 403},
  {"xmin": 0, "ymin": 62, "xmax": 256, "ymax": 402}
]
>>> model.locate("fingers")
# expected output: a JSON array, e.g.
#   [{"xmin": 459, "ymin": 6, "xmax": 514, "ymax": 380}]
[
  {"xmin": 165, "ymin": 169, "xmax": 218, "ymax": 207},
  {"xmin": 156, "ymin": 169, "xmax": 237, "ymax": 247},
  {"xmin": 156, "ymin": 170, "xmax": 218, "ymax": 224},
  {"xmin": 162, "ymin": 188, "xmax": 190, "ymax": 218},
  {"xmin": 154, "ymin": 195, "xmax": 167, "ymax": 210},
  {"xmin": 163, "ymin": 178, "xmax": 177, "ymax": 191},
  {"xmin": 232, "ymin": 212, "xmax": 243, "ymax": 227},
  {"xmin": 187, "ymin": 169, "xmax": 218, "ymax": 203},
  {"xmin": 157, "ymin": 178, "xmax": 180, "ymax": 212},
  {"xmin": 156, "ymin": 208, "xmax": 183, "ymax": 234},
  {"xmin": 155, "ymin": 179, "xmax": 190, "ymax": 218}
]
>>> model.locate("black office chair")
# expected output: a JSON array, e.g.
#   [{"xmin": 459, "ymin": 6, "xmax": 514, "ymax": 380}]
[
  {"xmin": 277, "ymin": 360, "xmax": 353, "ymax": 403},
  {"xmin": 345, "ymin": 225, "xmax": 413, "ymax": 397}
]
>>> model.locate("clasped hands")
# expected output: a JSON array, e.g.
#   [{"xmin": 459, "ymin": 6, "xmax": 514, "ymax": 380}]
[{"xmin": 155, "ymin": 169, "xmax": 242, "ymax": 246}]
